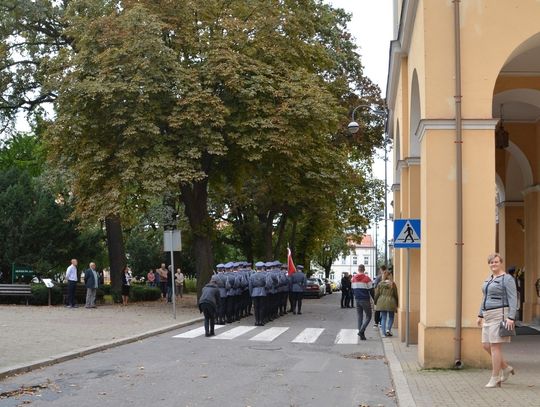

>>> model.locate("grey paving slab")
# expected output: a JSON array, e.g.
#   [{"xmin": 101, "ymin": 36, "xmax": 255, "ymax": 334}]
[{"xmin": 0, "ymin": 296, "xmax": 201, "ymax": 379}]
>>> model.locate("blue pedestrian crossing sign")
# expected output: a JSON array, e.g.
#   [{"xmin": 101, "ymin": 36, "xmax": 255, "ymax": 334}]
[{"xmin": 394, "ymin": 219, "xmax": 421, "ymax": 248}]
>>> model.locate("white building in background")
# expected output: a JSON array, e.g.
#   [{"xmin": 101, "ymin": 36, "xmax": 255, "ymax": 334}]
[{"xmin": 330, "ymin": 235, "xmax": 376, "ymax": 281}]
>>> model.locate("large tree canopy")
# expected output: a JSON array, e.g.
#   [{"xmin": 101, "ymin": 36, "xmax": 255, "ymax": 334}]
[{"xmin": 1, "ymin": 0, "xmax": 385, "ymax": 294}]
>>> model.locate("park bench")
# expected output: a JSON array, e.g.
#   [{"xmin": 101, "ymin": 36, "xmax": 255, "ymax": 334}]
[{"xmin": 0, "ymin": 284, "xmax": 32, "ymax": 305}]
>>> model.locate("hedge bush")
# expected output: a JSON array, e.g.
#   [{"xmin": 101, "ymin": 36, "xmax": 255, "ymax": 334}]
[
  {"xmin": 29, "ymin": 283, "xmax": 63, "ymax": 305},
  {"xmin": 130, "ymin": 285, "xmax": 161, "ymax": 302},
  {"xmin": 184, "ymin": 277, "xmax": 197, "ymax": 293}
]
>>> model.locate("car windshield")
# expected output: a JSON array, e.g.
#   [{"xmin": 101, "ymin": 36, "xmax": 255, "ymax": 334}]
[{"xmin": 307, "ymin": 278, "xmax": 318, "ymax": 284}]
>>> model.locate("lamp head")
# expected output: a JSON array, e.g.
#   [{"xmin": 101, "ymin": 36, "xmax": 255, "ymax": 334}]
[{"xmin": 347, "ymin": 121, "xmax": 360, "ymax": 134}]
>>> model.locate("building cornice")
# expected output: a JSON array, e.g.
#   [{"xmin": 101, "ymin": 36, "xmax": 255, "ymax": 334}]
[
  {"xmin": 391, "ymin": 183, "xmax": 401, "ymax": 192},
  {"xmin": 497, "ymin": 200, "xmax": 524, "ymax": 208},
  {"xmin": 386, "ymin": 0, "xmax": 419, "ymax": 132},
  {"xmin": 416, "ymin": 119, "xmax": 499, "ymax": 143},
  {"xmin": 397, "ymin": 157, "xmax": 421, "ymax": 172}
]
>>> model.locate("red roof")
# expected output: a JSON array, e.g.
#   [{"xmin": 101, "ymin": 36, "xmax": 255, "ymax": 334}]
[{"xmin": 346, "ymin": 235, "xmax": 374, "ymax": 248}]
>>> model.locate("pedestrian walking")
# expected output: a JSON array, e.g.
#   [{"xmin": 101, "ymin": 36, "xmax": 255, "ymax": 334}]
[
  {"xmin": 351, "ymin": 265, "xmax": 374, "ymax": 340},
  {"xmin": 175, "ymin": 268, "xmax": 185, "ymax": 298},
  {"xmin": 373, "ymin": 265, "xmax": 386, "ymax": 327},
  {"xmin": 84, "ymin": 262, "xmax": 99, "ymax": 308},
  {"xmin": 340, "ymin": 272, "xmax": 350, "ymax": 308},
  {"xmin": 198, "ymin": 275, "xmax": 221, "ymax": 337},
  {"xmin": 121, "ymin": 265, "xmax": 132, "ymax": 306},
  {"xmin": 375, "ymin": 270, "xmax": 398, "ymax": 337},
  {"xmin": 476, "ymin": 253, "xmax": 518, "ymax": 388},
  {"xmin": 65, "ymin": 259, "xmax": 78, "ymax": 308}
]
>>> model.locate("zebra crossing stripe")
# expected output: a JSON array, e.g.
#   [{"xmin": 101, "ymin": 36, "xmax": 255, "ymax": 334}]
[
  {"xmin": 172, "ymin": 325, "xmax": 225, "ymax": 338},
  {"xmin": 292, "ymin": 328, "xmax": 324, "ymax": 343},
  {"xmin": 335, "ymin": 329, "xmax": 359, "ymax": 344},
  {"xmin": 249, "ymin": 327, "xmax": 289, "ymax": 342},
  {"xmin": 213, "ymin": 325, "xmax": 257, "ymax": 340}
]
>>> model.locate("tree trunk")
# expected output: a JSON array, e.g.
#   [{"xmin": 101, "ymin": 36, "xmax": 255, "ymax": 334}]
[
  {"xmin": 181, "ymin": 178, "xmax": 214, "ymax": 298},
  {"xmin": 105, "ymin": 214, "xmax": 126, "ymax": 297}
]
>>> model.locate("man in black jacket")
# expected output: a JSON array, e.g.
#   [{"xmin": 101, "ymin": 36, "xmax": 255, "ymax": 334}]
[
  {"xmin": 198, "ymin": 276, "xmax": 221, "ymax": 337},
  {"xmin": 341, "ymin": 273, "xmax": 351, "ymax": 308}
]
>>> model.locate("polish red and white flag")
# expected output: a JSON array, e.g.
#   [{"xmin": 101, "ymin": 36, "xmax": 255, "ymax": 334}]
[{"xmin": 287, "ymin": 247, "xmax": 296, "ymax": 276}]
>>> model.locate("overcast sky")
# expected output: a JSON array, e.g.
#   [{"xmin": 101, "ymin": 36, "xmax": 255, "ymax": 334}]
[
  {"xmin": 326, "ymin": 0, "xmax": 395, "ymax": 246},
  {"xmin": 326, "ymin": 0, "xmax": 394, "ymax": 93}
]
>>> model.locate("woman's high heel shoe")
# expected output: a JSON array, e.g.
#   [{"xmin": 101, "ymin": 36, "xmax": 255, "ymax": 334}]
[
  {"xmin": 501, "ymin": 365, "xmax": 515, "ymax": 382},
  {"xmin": 485, "ymin": 376, "xmax": 502, "ymax": 388}
]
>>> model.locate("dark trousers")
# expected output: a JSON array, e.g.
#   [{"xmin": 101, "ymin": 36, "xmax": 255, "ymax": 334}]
[
  {"xmin": 200, "ymin": 303, "xmax": 216, "ymax": 335},
  {"xmin": 290, "ymin": 292, "xmax": 303, "ymax": 313},
  {"xmin": 67, "ymin": 280, "xmax": 77, "ymax": 306},
  {"xmin": 341, "ymin": 290, "xmax": 349, "ymax": 307},
  {"xmin": 160, "ymin": 281, "xmax": 167, "ymax": 298},
  {"xmin": 374, "ymin": 310, "xmax": 381, "ymax": 325},
  {"xmin": 347, "ymin": 291, "xmax": 354, "ymax": 307},
  {"xmin": 219, "ymin": 297, "xmax": 227, "ymax": 323},
  {"xmin": 253, "ymin": 297, "xmax": 264, "ymax": 324},
  {"xmin": 356, "ymin": 300, "xmax": 372, "ymax": 334}
]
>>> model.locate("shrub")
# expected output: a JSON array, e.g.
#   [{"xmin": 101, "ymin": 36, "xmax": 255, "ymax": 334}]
[
  {"xmin": 130, "ymin": 285, "xmax": 161, "ymax": 302},
  {"xmin": 184, "ymin": 277, "xmax": 197, "ymax": 293},
  {"xmin": 29, "ymin": 283, "xmax": 63, "ymax": 305}
]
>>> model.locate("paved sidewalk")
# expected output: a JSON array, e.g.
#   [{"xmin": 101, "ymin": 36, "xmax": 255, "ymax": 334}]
[
  {"xmin": 0, "ymin": 296, "xmax": 201, "ymax": 379},
  {"xmin": 384, "ymin": 330, "xmax": 540, "ymax": 406}
]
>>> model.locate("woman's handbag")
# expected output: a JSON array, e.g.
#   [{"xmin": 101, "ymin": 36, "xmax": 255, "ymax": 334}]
[
  {"xmin": 499, "ymin": 277, "xmax": 516, "ymax": 337},
  {"xmin": 499, "ymin": 319, "xmax": 515, "ymax": 337}
]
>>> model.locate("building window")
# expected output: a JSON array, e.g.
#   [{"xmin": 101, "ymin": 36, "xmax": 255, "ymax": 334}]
[
  {"xmin": 352, "ymin": 256, "xmax": 358, "ymax": 265},
  {"xmin": 364, "ymin": 256, "xmax": 369, "ymax": 265},
  {"xmin": 341, "ymin": 256, "xmax": 346, "ymax": 265}
]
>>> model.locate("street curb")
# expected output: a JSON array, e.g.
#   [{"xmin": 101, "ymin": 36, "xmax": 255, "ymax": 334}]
[
  {"xmin": 0, "ymin": 316, "xmax": 203, "ymax": 381},
  {"xmin": 382, "ymin": 338, "xmax": 416, "ymax": 407}
]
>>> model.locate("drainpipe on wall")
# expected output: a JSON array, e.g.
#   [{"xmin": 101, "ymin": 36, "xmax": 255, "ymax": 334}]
[{"xmin": 453, "ymin": 0, "xmax": 464, "ymax": 369}]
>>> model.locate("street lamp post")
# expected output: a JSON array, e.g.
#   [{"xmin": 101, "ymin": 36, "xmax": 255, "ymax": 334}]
[{"xmin": 347, "ymin": 104, "xmax": 390, "ymax": 267}]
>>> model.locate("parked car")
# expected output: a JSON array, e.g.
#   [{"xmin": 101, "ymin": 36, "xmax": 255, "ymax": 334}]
[
  {"xmin": 304, "ymin": 278, "xmax": 325, "ymax": 298},
  {"xmin": 329, "ymin": 280, "xmax": 339, "ymax": 292},
  {"xmin": 322, "ymin": 278, "xmax": 332, "ymax": 294}
]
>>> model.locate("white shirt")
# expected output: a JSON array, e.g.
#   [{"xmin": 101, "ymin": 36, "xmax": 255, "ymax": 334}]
[{"xmin": 66, "ymin": 264, "xmax": 77, "ymax": 282}]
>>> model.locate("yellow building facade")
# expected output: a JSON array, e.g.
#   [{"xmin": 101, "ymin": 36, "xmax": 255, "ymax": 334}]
[{"xmin": 387, "ymin": 0, "xmax": 540, "ymax": 368}]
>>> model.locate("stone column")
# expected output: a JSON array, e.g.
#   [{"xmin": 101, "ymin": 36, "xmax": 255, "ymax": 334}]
[
  {"xmin": 523, "ymin": 188, "xmax": 540, "ymax": 322},
  {"xmin": 417, "ymin": 120, "xmax": 496, "ymax": 368}
]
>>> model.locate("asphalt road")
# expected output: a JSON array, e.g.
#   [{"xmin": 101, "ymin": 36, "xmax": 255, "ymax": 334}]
[{"xmin": 0, "ymin": 293, "xmax": 396, "ymax": 407}]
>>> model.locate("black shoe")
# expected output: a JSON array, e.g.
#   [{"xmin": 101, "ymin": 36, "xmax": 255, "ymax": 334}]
[
  {"xmin": 358, "ymin": 332, "xmax": 367, "ymax": 340},
  {"xmin": 297, "ymin": 311, "xmax": 302, "ymax": 315},
  {"xmin": 205, "ymin": 333, "xmax": 211, "ymax": 337},
  {"xmin": 292, "ymin": 311, "xmax": 296, "ymax": 315},
  {"xmin": 210, "ymin": 331, "xmax": 215, "ymax": 336}
]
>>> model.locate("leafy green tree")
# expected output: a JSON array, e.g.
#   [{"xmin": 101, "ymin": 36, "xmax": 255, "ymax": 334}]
[
  {"xmin": 0, "ymin": 167, "xmax": 105, "ymax": 280},
  {"xmin": 312, "ymin": 233, "xmax": 351, "ymax": 279},
  {"xmin": 0, "ymin": 132, "xmax": 44, "ymax": 176},
  {"xmin": 1, "ymin": 0, "xmax": 385, "ymax": 296}
]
